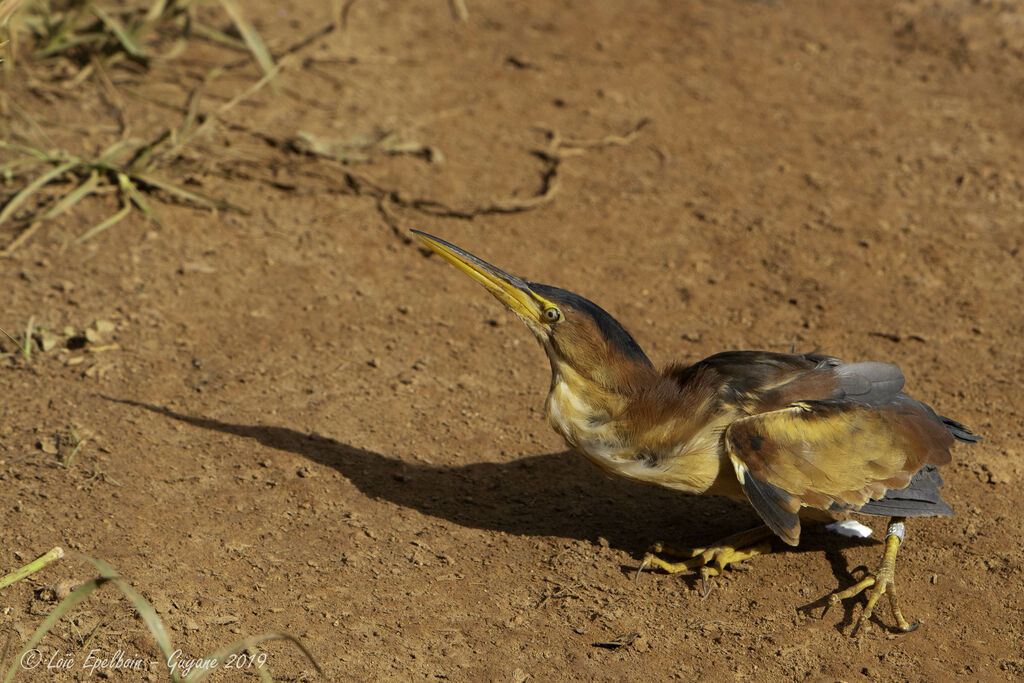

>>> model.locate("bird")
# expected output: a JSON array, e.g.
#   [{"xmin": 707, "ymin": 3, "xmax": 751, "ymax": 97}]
[{"xmin": 412, "ymin": 229, "xmax": 979, "ymax": 635}]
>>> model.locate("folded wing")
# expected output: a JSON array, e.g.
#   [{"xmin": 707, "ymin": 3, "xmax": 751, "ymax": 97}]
[
  {"xmin": 724, "ymin": 396, "xmax": 957, "ymax": 545},
  {"xmin": 672, "ymin": 351, "xmax": 970, "ymax": 546}
]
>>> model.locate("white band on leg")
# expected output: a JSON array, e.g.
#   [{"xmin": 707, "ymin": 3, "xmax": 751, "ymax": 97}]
[{"xmin": 887, "ymin": 521, "xmax": 906, "ymax": 544}]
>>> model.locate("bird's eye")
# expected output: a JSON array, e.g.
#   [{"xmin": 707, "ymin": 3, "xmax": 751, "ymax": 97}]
[{"xmin": 542, "ymin": 307, "xmax": 563, "ymax": 324}]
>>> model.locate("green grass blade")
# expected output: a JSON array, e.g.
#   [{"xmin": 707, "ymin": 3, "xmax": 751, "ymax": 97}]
[
  {"xmin": 190, "ymin": 21, "xmax": 247, "ymax": 52},
  {"xmin": 37, "ymin": 1, "xmax": 93, "ymax": 53},
  {"xmin": 2, "ymin": 578, "xmax": 105, "ymax": 683},
  {"xmin": 97, "ymin": 138, "xmax": 144, "ymax": 167},
  {"xmin": 89, "ymin": 5, "xmax": 146, "ymax": 57},
  {"xmin": 34, "ymin": 32, "xmax": 106, "ymax": 59},
  {"xmin": 71, "ymin": 554, "xmax": 176, "ymax": 668},
  {"xmin": 40, "ymin": 171, "xmax": 100, "ymax": 220},
  {"xmin": 175, "ymin": 80, "xmax": 208, "ymax": 144},
  {"xmin": 76, "ymin": 203, "xmax": 131, "ymax": 243},
  {"xmin": 131, "ymin": 171, "xmax": 245, "ymax": 213},
  {"xmin": 133, "ymin": 0, "xmax": 172, "ymax": 45},
  {"xmin": 0, "ymin": 155, "xmax": 44, "ymax": 176},
  {"xmin": 0, "ymin": 326, "xmax": 21, "ymax": 349},
  {"xmin": 0, "ymin": 140, "xmax": 59, "ymax": 163},
  {"xmin": 126, "ymin": 130, "xmax": 171, "ymax": 174},
  {"xmin": 0, "ymin": 159, "xmax": 77, "ymax": 226},
  {"xmin": 183, "ymin": 632, "xmax": 324, "ymax": 682},
  {"xmin": 0, "ymin": 547, "xmax": 64, "ymax": 590},
  {"xmin": 218, "ymin": 0, "xmax": 275, "ymax": 76},
  {"xmin": 62, "ymin": 435, "xmax": 85, "ymax": 469},
  {"xmin": 21, "ymin": 315, "xmax": 33, "ymax": 358},
  {"xmin": 0, "ymin": 0, "xmax": 25, "ymax": 27},
  {"xmin": 117, "ymin": 172, "xmax": 160, "ymax": 224},
  {"xmin": 171, "ymin": 59, "xmax": 280, "ymax": 155},
  {"xmin": 0, "ymin": 634, "xmax": 10, "ymax": 683},
  {"xmin": 144, "ymin": 0, "xmax": 172, "ymax": 24}
]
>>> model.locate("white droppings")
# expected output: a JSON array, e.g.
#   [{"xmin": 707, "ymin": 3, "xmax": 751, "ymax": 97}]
[{"xmin": 825, "ymin": 520, "xmax": 873, "ymax": 538}]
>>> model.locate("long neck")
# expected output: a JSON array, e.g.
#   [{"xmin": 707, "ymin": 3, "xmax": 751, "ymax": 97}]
[{"xmin": 544, "ymin": 359, "xmax": 731, "ymax": 494}]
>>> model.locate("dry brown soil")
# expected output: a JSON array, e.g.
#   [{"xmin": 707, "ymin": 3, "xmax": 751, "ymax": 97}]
[{"xmin": 2, "ymin": 0, "xmax": 1023, "ymax": 680}]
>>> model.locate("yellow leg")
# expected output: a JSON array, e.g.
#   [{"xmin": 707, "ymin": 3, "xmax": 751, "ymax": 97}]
[
  {"xmin": 635, "ymin": 525, "xmax": 774, "ymax": 595},
  {"xmin": 824, "ymin": 517, "xmax": 919, "ymax": 635}
]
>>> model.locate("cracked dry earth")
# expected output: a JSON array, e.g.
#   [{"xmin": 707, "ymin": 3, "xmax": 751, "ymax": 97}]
[{"xmin": 2, "ymin": 0, "xmax": 1023, "ymax": 680}]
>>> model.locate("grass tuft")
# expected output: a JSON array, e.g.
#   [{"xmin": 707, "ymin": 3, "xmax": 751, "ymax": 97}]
[
  {"xmin": 0, "ymin": 316, "xmax": 36, "ymax": 360},
  {"xmin": 1, "ymin": 553, "xmax": 324, "ymax": 682},
  {"xmin": 0, "ymin": 116, "xmax": 257, "ymax": 253},
  {"xmin": 0, "ymin": 0, "xmax": 285, "ymax": 252},
  {"xmin": 1, "ymin": 0, "xmax": 275, "ymax": 73},
  {"xmin": 62, "ymin": 425, "xmax": 86, "ymax": 469}
]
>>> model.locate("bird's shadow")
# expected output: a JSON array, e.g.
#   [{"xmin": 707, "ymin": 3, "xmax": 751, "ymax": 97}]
[
  {"xmin": 104, "ymin": 397, "xmax": 877, "ymax": 598},
  {"xmin": 104, "ymin": 397, "xmax": 767, "ymax": 550}
]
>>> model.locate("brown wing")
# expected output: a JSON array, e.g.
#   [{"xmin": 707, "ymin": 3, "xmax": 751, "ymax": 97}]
[
  {"xmin": 669, "ymin": 350, "xmax": 973, "ymax": 544},
  {"xmin": 724, "ymin": 398, "xmax": 955, "ymax": 545},
  {"xmin": 667, "ymin": 350, "xmax": 906, "ymax": 414}
]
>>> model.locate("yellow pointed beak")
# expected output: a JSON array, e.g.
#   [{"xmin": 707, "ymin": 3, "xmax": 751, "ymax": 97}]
[{"xmin": 412, "ymin": 230, "xmax": 550, "ymax": 326}]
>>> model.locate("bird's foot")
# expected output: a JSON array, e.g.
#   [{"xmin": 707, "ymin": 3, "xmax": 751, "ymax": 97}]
[
  {"xmin": 635, "ymin": 525, "xmax": 773, "ymax": 596},
  {"xmin": 823, "ymin": 519, "xmax": 919, "ymax": 636}
]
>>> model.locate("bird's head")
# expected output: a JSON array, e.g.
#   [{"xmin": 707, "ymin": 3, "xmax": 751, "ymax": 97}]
[{"xmin": 413, "ymin": 230, "xmax": 654, "ymax": 391}]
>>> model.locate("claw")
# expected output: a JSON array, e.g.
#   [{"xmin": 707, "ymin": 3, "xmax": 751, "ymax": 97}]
[
  {"xmin": 700, "ymin": 567, "xmax": 713, "ymax": 597},
  {"xmin": 821, "ymin": 592, "xmax": 841, "ymax": 621},
  {"xmin": 634, "ymin": 542, "xmax": 666, "ymax": 586},
  {"xmin": 634, "ymin": 554, "xmax": 652, "ymax": 586}
]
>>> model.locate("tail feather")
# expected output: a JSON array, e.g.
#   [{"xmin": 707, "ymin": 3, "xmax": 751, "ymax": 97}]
[
  {"xmin": 941, "ymin": 415, "xmax": 981, "ymax": 443},
  {"xmin": 889, "ymin": 393, "xmax": 980, "ymax": 443}
]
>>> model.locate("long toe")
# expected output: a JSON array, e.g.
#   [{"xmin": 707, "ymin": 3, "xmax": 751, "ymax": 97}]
[
  {"xmin": 824, "ymin": 519, "xmax": 917, "ymax": 636},
  {"xmin": 635, "ymin": 526, "xmax": 773, "ymax": 592}
]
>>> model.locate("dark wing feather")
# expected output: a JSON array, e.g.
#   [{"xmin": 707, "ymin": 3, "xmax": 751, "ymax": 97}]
[
  {"xmin": 733, "ymin": 466, "xmax": 803, "ymax": 545},
  {"xmin": 668, "ymin": 351, "xmax": 907, "ymax": 414},
  {"xmin": 668, "ymin": 351, "xmax": 835, "ymax": 413}
]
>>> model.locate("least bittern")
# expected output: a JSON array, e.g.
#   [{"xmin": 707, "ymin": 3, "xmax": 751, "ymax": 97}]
[{"xmin": 413, "ymin": 230, "xmax": 978, "ymax": 635}]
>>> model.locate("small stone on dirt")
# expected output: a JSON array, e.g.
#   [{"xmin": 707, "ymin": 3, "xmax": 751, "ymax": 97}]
[
  {"xmin": 37, "ymin": 436, "xmax": 58, "ymax": 455},
  {"xmin": 38, "ymin": 331, "xmax": 58, "ymax": 352}
]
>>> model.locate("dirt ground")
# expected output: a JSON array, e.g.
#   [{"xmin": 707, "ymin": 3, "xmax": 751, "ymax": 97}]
[{"xmin": 2, "ymin": 0, "xmax": 1023, "ymax": 680}]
